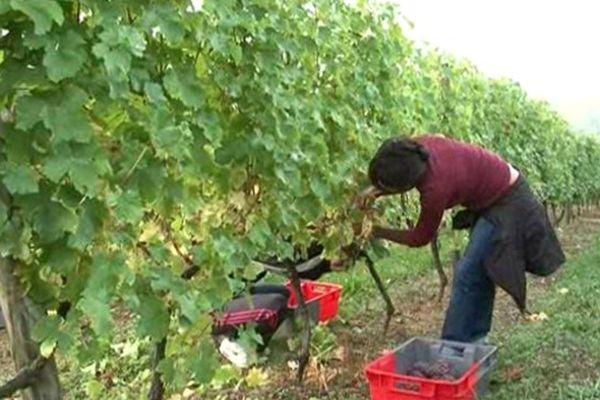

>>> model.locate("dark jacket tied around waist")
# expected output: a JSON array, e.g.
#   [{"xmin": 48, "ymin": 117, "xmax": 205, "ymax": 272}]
[{"xmin": 480, "ymin": 176, "xmax": 566, "ymax": 311}]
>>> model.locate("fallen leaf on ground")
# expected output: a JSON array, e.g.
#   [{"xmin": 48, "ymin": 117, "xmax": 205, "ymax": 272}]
[
  {"xmin": 333, "ymin": 346, "xmax": 346, "ymax": 362},
  {"xmin": 287, "ymin": 360, "xmax": 299, "ymax": 370},
  {"xmin": 526, "ymin": 312, "xmax": 549, "ymax": 322},
  {"xmin": 502, "ymin": 365, "xmax": 524, "ymax": 382}
]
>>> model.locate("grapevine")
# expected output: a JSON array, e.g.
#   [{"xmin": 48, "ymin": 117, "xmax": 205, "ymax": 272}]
[{"xmin": 0, "ymin": 0, "xmax": 599, "ymax": 397}]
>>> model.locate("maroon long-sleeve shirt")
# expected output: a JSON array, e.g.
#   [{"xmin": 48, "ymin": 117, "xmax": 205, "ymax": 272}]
[{"xmin": 374, "ymin": 135, "xmax": 512, "ymax": 247}]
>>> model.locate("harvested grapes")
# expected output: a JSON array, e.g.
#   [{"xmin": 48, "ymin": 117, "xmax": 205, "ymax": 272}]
[{"xmin": 407, "ymin": 359, "xmax": 457, "ymax": 381}]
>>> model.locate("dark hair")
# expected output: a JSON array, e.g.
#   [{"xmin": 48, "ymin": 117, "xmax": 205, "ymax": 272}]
[{"xmin": 368, "ymin": 137, "xmax": 429, "ymax": 193}]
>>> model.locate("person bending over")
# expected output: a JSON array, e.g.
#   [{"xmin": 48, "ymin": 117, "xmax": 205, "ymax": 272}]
[{"xmin": 356, "ymin": 134, "xmax": 565, "ymax": 343}]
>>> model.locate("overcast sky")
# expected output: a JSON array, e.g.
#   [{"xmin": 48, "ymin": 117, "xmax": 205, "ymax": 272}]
[{"xmin": 393, "ymin": 0, "xmax": 600, "ymax": 126}]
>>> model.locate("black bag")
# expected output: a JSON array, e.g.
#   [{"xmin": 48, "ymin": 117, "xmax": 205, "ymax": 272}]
[{"xmin": 452, "ymin": 209, "xmax": 479, "ymax": 230}]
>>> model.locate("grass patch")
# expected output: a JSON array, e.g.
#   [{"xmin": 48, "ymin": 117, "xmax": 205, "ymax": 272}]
[{"xmin": 489, "ymin": 237, "xmax": 600, "ymax": 399}]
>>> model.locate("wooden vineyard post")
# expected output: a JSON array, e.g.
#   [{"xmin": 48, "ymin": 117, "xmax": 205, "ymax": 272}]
[
  {"xmin": 361, "ymin": 252, "xmax": 395, "ymax": 334},
  {"xmin": 0, "ymin": 257, "xmax": 61, "ymax": 400},
  {"xmin": 286, "ymin": 263, "xmax": 311, "ymax": 384},
  {"xmin": 430, "ymin": 233, "xmax": 448, "ymax": 304}
]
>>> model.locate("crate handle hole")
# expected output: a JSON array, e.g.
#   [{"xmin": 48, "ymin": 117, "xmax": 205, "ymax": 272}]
[{"xmin": 392, "ymin": 380, "xmax": 421, "ymax": 394}]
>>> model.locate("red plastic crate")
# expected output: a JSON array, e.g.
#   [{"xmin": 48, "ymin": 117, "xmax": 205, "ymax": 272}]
[
  {"xmin": 364, "ymin": 338, "xmax": 497, "ymax": 400},
  {"xmin": 285, "ymin": 280, "xmax": 342, "ymax": 322}
]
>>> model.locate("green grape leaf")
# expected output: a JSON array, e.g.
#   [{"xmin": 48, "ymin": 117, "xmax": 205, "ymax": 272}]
[
  {"xmin": 3, "ymin": 125, "xmax": 34, "ymax": 163},
  {"xmin": 91, "ymin": 36, "xmax": 131, "ymax": 98},
  {"xmin": 43, "ymin": 30, "xmax": 87, "ymax": 82},
  {"xmin": 175, "ymin": 292, "xmax": 200, "ymax": 322},
  {"xmin": 30, "ymin": 310, "xmax": 73, "ymax": 352},
  {"xmin": 2, "ymin": 164, "xmax": 38, "ymax": 194},
  {"xmin": 42, "ymin": 156, "xmax": 70, "ymax": 183},
  {"xmin": 157, "ymin": 357, "xmax": 175, "ymax": 387},
  {"xmin": 136, "ymin": 294, "xmax": 169, "ymax": 341},
  {"xmin": 141, "ymin": 5, "xmax": 186, "ymax": 45},
  {"xmin": 41, "ymin": 86, "xmax": 92, "ymax": 143},
  {"xmin": 92, "ymin": 42, "xmax": 131, "ymax": 75},
  {"xmin": 32, "ymin": 315, "xmax": 60, "ymax": 343},
  {"xmin": 113, "ymin": 190, "xmax": 145, "ymax": 225},
  {"xmin": 118, "ymin": 25, "xmax": 146, "ymax": 57},
  {"xmin": 68, "ymin": 199, "xmax": 107, "ymax": 250},
  {"xmin": 33, "ymin": 201, "xmax": 78, "ymax": 243},
  {"xmin": 189, "ymin": 339, "xmax": 219, "ymax": 384},
  {"xmin": 0, "ymin": 1, "xmax": 10, "ymax": 14},
  {"xmin": 163, "ymin": 67, "xmax": 204, "ymax": 109},
  {"xmin": 10, "ymin": 0, "xmax": 64, "ymax": 34},
  {"xmin": 211, "ymin": 365, "xmax": 242, "ymax": 389},
  {"xmin": 144, "ymin": 82, "xmax": 167, "ymax": 104},
  {"xmin": 0, "ymin": 220, "xmax": 32, "ymax": 260},
  {"xmin": 69, "ymin": 159, "xmax": 99, "ymax": 197},
  {"xmin": 85, "ymin": 381, "xmax": 103, "ymax": 398},
  {"xmin": 41, "ymin": 240, "xmax": 79, "ymax": 274},
  {"xmin": 247, "ymin": 219, "xmax": 271, "ymax": 248},
  {"xmin": 0, "ymin": 202, "xmax": 6, "ymax": 227},
  {"xmin": 310, "ymin": 176, "xmax": 333, "ymax": 202},
  {"xmin": 14, "ymin": 94, "xmax": 45, "ymax": 130},
  {"xmin": 149, "ymin": 109, "xmax": 192, "ymax": 160},
  {"xmin": 79, "ymin": 288, "xmax": 112, "ymax": 335}
]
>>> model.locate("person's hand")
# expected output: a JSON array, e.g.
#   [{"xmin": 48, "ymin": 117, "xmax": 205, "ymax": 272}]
[
  {"xmin": 354, "ymin": 186, "xmax": 382, "ymax": 211},
  {"xmin": 351, "ymin": 217, "xmax": 374, "ymax": 240},
  {"xmin": 331, "ymin": 244, "xmax": 360, "ymax": 271}
]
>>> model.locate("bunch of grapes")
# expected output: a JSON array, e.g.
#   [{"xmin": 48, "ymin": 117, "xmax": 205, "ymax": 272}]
[{"xmin": 408, "ymin": 359, "xmax": 456, "ymax": 381}]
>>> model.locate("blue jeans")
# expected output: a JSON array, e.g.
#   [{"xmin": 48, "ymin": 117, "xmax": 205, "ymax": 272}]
[{"xmin": 441, "ymin": 217, "xmax": 497, "ymax": 343}]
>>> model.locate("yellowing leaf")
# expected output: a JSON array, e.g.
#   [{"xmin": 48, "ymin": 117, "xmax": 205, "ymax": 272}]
[
  {"xmin": 182, "ymin": 388, "xmax": 195, "ymax": 399},
  {"xmin": 526, "ymin": 312, "xmax": 549, "ymax": 322},
  {"xmin": 244, "ymin": 367, "xmax": 269, "ymax": 388},
  {"xmin": 140, "ymin": 221, "xmax": 162, "ymax": 242},
  {"xmin": 40, "ymin": 339, "xmax": 57, "ymax": 358}
]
